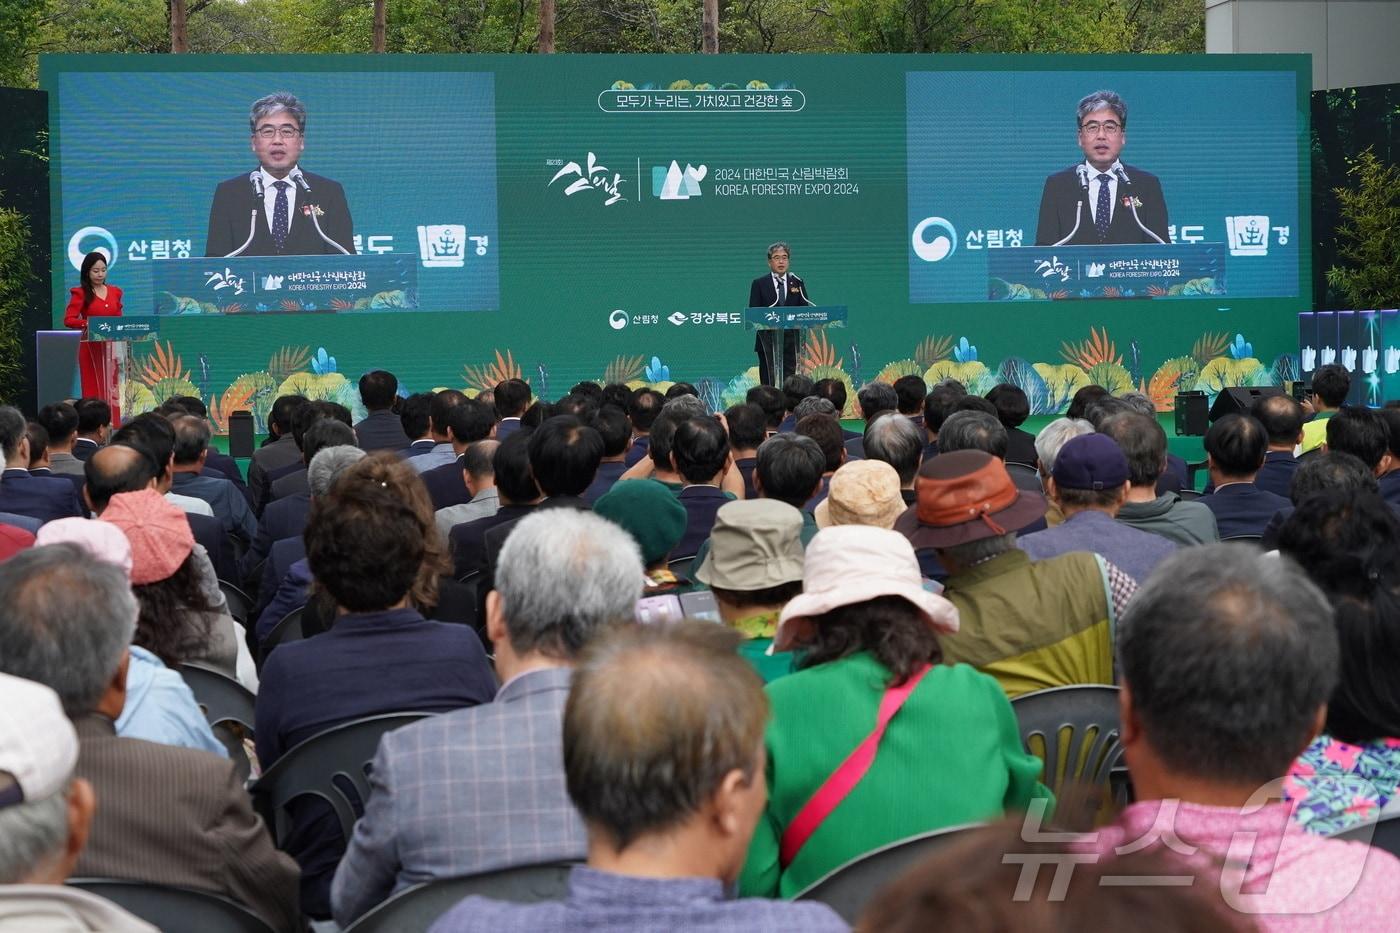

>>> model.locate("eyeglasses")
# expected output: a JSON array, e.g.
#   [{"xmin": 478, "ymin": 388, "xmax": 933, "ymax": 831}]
[
  {"xmin": 1079, "ymin": 121, "xmax": 1122, "ymax": 136},
  {"xmin": 254, "ymin": 126, "xmax": 301, "ymax": 140}
]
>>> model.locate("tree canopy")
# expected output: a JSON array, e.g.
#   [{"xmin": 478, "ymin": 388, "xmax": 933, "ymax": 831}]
[{"xmin": 5, "ymin": 0, "xmax": 1205, "ymax": 86}]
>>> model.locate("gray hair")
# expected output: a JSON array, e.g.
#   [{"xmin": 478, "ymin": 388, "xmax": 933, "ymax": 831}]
[
  {"xmin": 308, "ymin": 444, "xmax": 366, "ymax": 497},
  {"xmin": 0, "ymin": 405, "xmax": 26, "ymax": 460},
  {"xmin": 1034, "ymin": 418, "xmax": 1094, "ymax": 473},
  {"xmin": 249, "ymin": 92, "xmax": 306, "ymax": 133},
  {"xmin": 1119, "ymin": 392, "xmax": 1157, "ymax": 418},
  {"xmin": 495, "ymin": 510, "xmax": 643, "ymax": 660},
  {"xmin": 661, "ymin": 394, "xmax": 709, "ymax": 420},
  {"xmin": 766, "ymin": 241, "xmax": 790, "ymax": 259},
  {"xmin": 1119, "ymin": 544, "xmax": 1338, "ymax": 785},
  {"xmin": 0, "ymin": 790, "xmax": 69, "ymax": 884},
  {"xmin": 864, "ymin": 413, "xmax": 923, "ymax": 485},
  {"xmin": 938, "ymin": 411, "xmax": 1007, "ymax": 459},
  {"xmin": 1077, "ymin": 90, "xmax": 1126, "ymax": 128},
  {"xmin": 792, "ymin": 396, "xmax": 837, "ymax": 420},
  {"xmin": 939, "ymin": 532, "xmax": 1016, "ymax": 565},
  {"xmin": 0, "ymin": 545, "xmax": 136, "ymax": 717}
]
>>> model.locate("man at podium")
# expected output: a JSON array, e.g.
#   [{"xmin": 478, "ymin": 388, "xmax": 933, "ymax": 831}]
[
  {"xmin": 748, "ymin": 242, "xmax": 813, "ymax": 386},
  {"xmin": 1035, "ymin": 90, "xmax": 1170, "ymax": 246}
]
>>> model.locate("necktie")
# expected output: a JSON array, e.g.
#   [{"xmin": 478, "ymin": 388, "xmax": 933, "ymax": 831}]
[
  {"xmin": 1094, "ymin": 173, "xmax": 1112, "ymax": 242},
  {"xmin": 272, "ymin": 180, "xmax": 290, "ymax": 252},
  {"xmin": 779, "ymin": 275, "xmax": 787, "ymax": 303}
]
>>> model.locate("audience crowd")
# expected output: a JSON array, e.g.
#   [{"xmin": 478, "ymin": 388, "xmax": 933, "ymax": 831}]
[{"xmin": 0, "ymin": 358, "xmax": 1397, "ymax": 932}]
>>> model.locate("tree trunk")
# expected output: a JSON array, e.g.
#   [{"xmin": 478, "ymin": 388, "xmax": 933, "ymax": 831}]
[
  {"xmin": 702, "ymin": 0, "xmax": 719, "ymax": 53},
  {"xmin": 170, "ymin": 0, "xmax": 188, "ymax": 52},
  {"xmin": 538, "ymin": 0, "xmax": 555, "ymax": 52},
  {"xmin": 373, "ymin": 0, "xmax": 387, "ymax": 51}
]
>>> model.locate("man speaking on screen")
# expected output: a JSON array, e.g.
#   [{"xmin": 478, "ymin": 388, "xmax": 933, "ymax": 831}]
[
  {"xmin": 748, "ymin": 242, "xmax": 812, "ymax": 387},
  {"xmin": 205, "ymin": 92, "xmax": 356, "ymax": 257},
  {"xmin": 1034, "ymin": 90, "xmax": 1170, "ymax": 247}
]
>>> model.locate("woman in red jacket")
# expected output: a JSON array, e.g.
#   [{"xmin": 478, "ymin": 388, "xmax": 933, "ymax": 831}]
[{"xmin": 63, "ymin": 251, "xmax": 124, "ymax": 416}]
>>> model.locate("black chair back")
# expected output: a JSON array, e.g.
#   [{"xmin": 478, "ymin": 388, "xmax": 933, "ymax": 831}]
[
  {"xmin": 67, "ymin": 878, "xmax": 274, "ymax": 933},
  {"xmin": 1331, "ymin": 813, "xmax": 1400, "ymax": 857},
  {"xmin": 1221, "ymin": 534, "xmax": 1264, "ymax": 542},
  {"xmin": 1011, "ymin": 684, "xmax": 1124, "ymax": 795},
  {"xmin": 344, "ymin": 862, "xmax": 577, "ymax": 932},
  {"xmin": 260, "ymin": 605, "xmax": 306, "ymax": 662},
  {"xmin": 179, "ymin": 662, "xmax": 256, "ymax": 781},
  {"xmin": 667, "ymin": 556, "xmax": 696, "ymax": 579},
  {"xmin": 250, "ymin": 712, "xmax": 432, "ymax": 846},
  {"xmin": 1004, "ymin": 461, "xmax": 1041, "ymax": 485},
  {"xmin": 1177, "ymin": 488, "xmax": 1203, "ymax": 501},
  {"xmin": 218, "ymin": 579, "xmax": 254, "ymax": 624},
  {"xmin": 793, "ymin": 823, "xmax": 982, "ymax": 923}
]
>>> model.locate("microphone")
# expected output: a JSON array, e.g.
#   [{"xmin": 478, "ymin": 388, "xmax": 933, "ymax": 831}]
[
  {"xmin": 249, "ymin": 171, "xmax": 264, "ymax": 199},
  {"xmin": 1113, "ymin": 165, "xmax": 1166, "ymax": 245},
  {"xmin": 1075, "ymin": 165, "xmax": 1090, "ymax": 190},
  {"xmin": 290, "ymin": 169, "xmax": 312, "ymax": 193},
  {"xmin": 1051, "ymin": 201, "xmax": 1083, "ymax": 248}
]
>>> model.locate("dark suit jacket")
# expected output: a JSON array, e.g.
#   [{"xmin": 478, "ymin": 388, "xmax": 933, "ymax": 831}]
[
  {"xmin": 205, "ymin": 169, "xmax": 355, "ymax": 257},
  {"xmin": 255, "ymin": 607, "xmax": 496, "ymax": 916},
  {"xmin": 256, "ymin": 536, "xmax": 306, "ymax": 619},
  {"xmin": 477, "ymin": 498, "xmax": 590, "ymax": 622},
  {"xmin": 582, "ymin": 460, "xmax": 628, "ymax": 504},
  {"xmin": 675, "ymin": 486, "xmax": 731, "ymax": 558},
  {"xmin": 1256, "ymin": 451, "xmax": 1299, "ymax": 499},
  {"xmin": 1035, "ymin": 164, "xmax": 1169, "ymax": 246},
  {"xmin": 270, "ymin": 465, "xmax": 309, "ymax": 503},
  {"xmin": 423, "ymin": 457, "xmax": 472, "ymax": 512},
  {"xmin": 1005, "ymin": 428, "xmax": 1038, "ymax": 467},
  {"xmin": 249, "ymin": 435, "xmax": 301, "ymax": 516},
  {"xmin": 623, "ymin": 435, "xmax": 651, "ymax": 468},
  {"xmin": 0, "ymin": 468, "xmax": 83, "ymax": 525},
  {"xmin": 32, "ymin": 467, "xmax": 87, "ymax": 502},
  {"xmin": 1199, "ymin": 482, "xmax": 1290, "ymax": 539},
  {"xmin": 72, "ymin": 714, "xmax": 300, "ymax": 931},
  {"xmin": 72, "ymin": 437, "xmax": 100, "ymax": 462},
  {"xmin": 188, "ymin": 511, "xmax": 238, "ymax": 583},
  {"xmin": 401, "ymin": 439, "xmax": 437, "ymax": 460},
  {"xmin": 495, "ymin": 418, "xmax": 523, "ymax": 441},
  {"xmin": 355, "ymin": 410, "xmax": 412, "ymax": 453},
  {"xmin": 241, "ymin": 492, "xmax": 310, "ymax": 590},
  {"xmin": 451, "ymin": 503, "xmax": 536, "ymax": 579},
  {"xmin": 735, "ymin": 456, "xmax": 758, "ymax": 500},
  {"xmin": 202, "ymin": 449, "xmax": 251, "ymax": 507}
]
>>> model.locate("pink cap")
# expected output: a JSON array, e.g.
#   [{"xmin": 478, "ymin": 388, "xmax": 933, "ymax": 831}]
[
  {"xmin": 35, "ymin": 517, "xmax": 134, "ymax": 577},
  {"xmin": 99, "ymin": 489, "xmax": 193, "ymax": 585}
]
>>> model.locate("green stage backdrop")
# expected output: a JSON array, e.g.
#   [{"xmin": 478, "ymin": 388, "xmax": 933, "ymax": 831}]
[{"xmin": 41, "ymin": 53, "xmax": 1310, "ymax": 431}]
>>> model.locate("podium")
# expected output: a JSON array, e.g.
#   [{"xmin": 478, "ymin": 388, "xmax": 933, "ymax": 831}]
[
  {"xmin": 744, "ymin": 305, "xmax": 848, "ymax": 386},
  {"xmin": 151, "ymin": 254, "xmax": 417, "ymax": 314},
  {"xmin": 82, "ymin": 316, "xmax": 162, "ymax": 424},
  {"xmin": 985, "ymin": 243, "xmax": 1225, "ymax": 300}
]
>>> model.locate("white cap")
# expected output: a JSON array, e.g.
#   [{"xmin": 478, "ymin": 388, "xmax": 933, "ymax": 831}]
[{"xmin": 0, "ymin": 673, "xmax": 78, "ymax": 809}]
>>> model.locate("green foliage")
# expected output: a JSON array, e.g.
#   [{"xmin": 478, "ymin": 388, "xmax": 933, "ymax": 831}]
[
  {"xmin": 1326, "ymin": 148, "xmax": 1400, "ymax": 310},
  {"xmin": 0, "ymin": 202, "xmax": 28, "ymax": 404},
  {"xmin": 2, "ymin": 0, "xmax": 1206, "ymax": 75}
]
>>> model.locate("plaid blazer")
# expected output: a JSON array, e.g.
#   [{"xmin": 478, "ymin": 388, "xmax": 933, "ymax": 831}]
[{"xmin": 330, "ymin": 666, "xmax": 586, "ymax": 927}]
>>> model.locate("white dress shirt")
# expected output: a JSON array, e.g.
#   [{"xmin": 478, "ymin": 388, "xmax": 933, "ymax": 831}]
[{"xmin": 259, "ymin": 166, "xmax": 299, "ymax": 234}]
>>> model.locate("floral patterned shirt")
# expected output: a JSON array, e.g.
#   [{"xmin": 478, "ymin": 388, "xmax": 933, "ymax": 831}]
[{"xmin": 1284, "ymin": 735, "xmax": 1400, "ymax": 836}]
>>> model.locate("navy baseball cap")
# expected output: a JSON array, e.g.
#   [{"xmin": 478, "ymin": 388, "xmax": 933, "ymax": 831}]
[{"xmin": 1051, "ymin": 433, "xmax": 1129, "ymax": 491}]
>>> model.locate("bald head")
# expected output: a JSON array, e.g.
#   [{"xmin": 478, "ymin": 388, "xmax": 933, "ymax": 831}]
[
  {"xmin": 1253, "ymin": 394, "xmax": 1305, "ymax": 449},
  {"xmin": 84, "ymin": 444, "xmax": 159, "ymax": 514},
  {"xmin": 463, "ymin": 439, "xmax": 499, "ymax": 480}
]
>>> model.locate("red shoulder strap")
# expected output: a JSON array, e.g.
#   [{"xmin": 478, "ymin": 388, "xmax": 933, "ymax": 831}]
[{"xmin": 778, "ymin": 663, "xmax": 932, "ymax": 869}]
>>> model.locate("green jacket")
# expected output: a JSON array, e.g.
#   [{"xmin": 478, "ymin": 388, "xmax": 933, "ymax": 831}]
[
  {"xmin": 939, "ymin": 549, "xmax": 1115, "ymax": 698},
  {"xmin": 739, "ymin": 652, "xmax": 1052, "ymax": 898}
]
